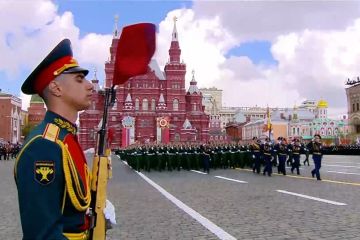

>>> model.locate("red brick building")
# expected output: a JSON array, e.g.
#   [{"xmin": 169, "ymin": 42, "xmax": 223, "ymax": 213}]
[
  {"xmin": 27, "ymin": 94, "xmax": 46, "ymax": 126},
  {"xmin": 79, "ymin": 20, "xmax": 209, "ymax": 150},
  {"xmin": 0, "ymin": 91, "xmax": 23, "ymax": 143}
]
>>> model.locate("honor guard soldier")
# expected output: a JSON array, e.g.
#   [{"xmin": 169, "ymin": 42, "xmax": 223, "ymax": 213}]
[
  {"xmin": 291, "ymin": 138, "xmax": 302, "ymax": 175},
  {"xmin": 200, "ymin": 144, "xmax": 211, "ymax": 174},
  {"xmin": 286, "ymin": 139, "xmax": 294, "ymax": 167},
  {"xmin": 15, "ymin": 39, "xmax": 93, "ymax": 239},
  {"xmin": 303, "ymin": 140, "xmax": 310, "ymax": 166},
  {"xmin": 307, "ymin": 134, "xmax": 323, "ymax": 180},
  {"xmin": 262, "ymin": 138, "xmax": 273, "ymax": 177},
  {"xmin": 250, "ymin": 137, "xmax": 261, "ymax": 174},
  {"xmin": 276, "ymin": 137, "xmax": 288, "ymax": 175}
]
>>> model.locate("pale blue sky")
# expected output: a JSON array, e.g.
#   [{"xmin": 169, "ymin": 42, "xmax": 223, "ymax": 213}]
[
  {"xmin": 2, "ymin": 0, "xmax": 359, "ymax": 116},
  {"xmin": 0, "ymin": 0, "xmax": 274, "ymax": 97}
]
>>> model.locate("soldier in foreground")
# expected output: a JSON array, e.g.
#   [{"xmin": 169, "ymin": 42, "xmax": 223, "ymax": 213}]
[{"xmin": 15, "ymin": 39, "xmax": 93, "ymax": 239}]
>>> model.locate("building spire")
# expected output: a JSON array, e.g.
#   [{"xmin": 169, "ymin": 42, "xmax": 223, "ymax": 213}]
[
  {"xmin": 93, "ymin": 67, "xmax": 98, "ymax": 80},
  {"xmin": 188, "ymin": 69, "xmax": 200, "ymax": 94},
  {"xmin": 191, "ymin": 70, "xmax": 196, "ymax": 82},
  {"xmin": 172, "ymin": 16, "xmax": 178, "ymax": 41},
  {"xmin": 113, "ymin": 14, "xmax": 119, "ymax": 38}
]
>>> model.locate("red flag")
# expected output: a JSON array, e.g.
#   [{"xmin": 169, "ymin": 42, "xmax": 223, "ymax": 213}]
[
  {"xmin": 107, "ymin": 127, "xmax": 115, "ymax": 144},
  {"xmin": 113, "ymin": 23, "xmax": 156, "ymax": 85}
]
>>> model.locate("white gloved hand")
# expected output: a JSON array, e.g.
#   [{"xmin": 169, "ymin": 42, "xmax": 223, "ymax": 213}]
[{"xmin": 104, "ymin": 199, "xmax": 116, "ymax": 225}]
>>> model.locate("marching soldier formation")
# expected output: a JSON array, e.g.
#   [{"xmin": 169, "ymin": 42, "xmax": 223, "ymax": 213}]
[
  {"xmin": 0, "ymin": 142, "xmax": 21, "ymax": 160},
  {"xmin": 116, "ymin": 134, "xmax": 327, "ymax": 181}
]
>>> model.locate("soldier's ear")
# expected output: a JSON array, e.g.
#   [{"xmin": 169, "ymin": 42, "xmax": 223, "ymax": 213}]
[{"xmin": 47, "ymin": 80, "xmax": 62, "ymax": 97}]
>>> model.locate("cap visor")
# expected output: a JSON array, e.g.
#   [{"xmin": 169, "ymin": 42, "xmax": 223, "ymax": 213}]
[{"xmin": 62, "ymin": 66, "xmax": 89, "ymax": 76}]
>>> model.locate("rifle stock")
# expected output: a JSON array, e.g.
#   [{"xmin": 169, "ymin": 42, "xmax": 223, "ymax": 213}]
[
  {"xmin": 89, "ymin": 150, "xmax": 111, "ymax": 239},
  {"xmin": 89, "ymin": 87, "xmax": 112, "ymax": 240}
]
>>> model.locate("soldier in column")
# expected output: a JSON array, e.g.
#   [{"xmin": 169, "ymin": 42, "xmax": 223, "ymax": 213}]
[
  {"xmin": 272, "ymin": 138, "xmax": 279, "ymax": 167},
  {"xmin": 303, "ymin": 140, "xmax": 310, "ymax": 166},
  {"xmin": 0, "ymin": 144, "xmax": 4, "ymax": 160},
  {"xmin": 308, "ymin": 134, "xmax": 323, "ymax": 181},
  {"xmin": 277, "ymin": 137, "xmax": 288, "ymax": 175},
  {"xmin": 291, "ymin": 138, "xmax": 302, "ymax": 175},
  {"xmin": 286, "ymin": 139, "xmax": 294, "ymax": 166},
  {"xmin": 200, "ymin": 144, "xmax": 211, "ymax": 174},
  {"xmin": 262, "ymin": 138, "xmax": 273, "ymax": 177},
  {"xmin": 250, "ymin": 137, "xmax": 262, "ymax": 174}
]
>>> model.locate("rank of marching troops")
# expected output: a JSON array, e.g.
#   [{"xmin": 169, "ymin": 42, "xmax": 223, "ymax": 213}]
[
  {"xmin": 0, "ymin": 142, "xmax": 21, "ymax": 160},
  {"xmin": 115, "ymin": 137, "xmax": 317, "ymax": 177}
]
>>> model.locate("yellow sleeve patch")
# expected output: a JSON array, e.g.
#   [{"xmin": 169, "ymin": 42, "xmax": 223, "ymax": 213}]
[{"xmin": 42, "ymin": 123, "xmax": 60, "ymax": 142}]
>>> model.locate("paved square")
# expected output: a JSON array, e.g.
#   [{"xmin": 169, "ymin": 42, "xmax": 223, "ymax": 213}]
[{"xmin": 2, "ymin": 154, "xmax": 360, "ymax": 239}]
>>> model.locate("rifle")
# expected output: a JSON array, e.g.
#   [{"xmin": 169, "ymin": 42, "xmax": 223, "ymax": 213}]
[{"xmin": 89, "ymin": 23, "xmax": 156, "ymax": 240}]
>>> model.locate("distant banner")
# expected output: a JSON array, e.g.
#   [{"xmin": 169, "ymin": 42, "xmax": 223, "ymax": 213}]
[
  {"xmin": 156, "ymin": 117, "xmax": 170, "ymax": 143},
  {"xmin": 122, "ymin": 116, "xmax": 135, "ymax": 147}
]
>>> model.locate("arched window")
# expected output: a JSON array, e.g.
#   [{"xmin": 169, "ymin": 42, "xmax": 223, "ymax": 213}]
[
  {"xmin": 193, "ymin": 103, "xmax": 197, "ymax": 111},
  {"xmin": 142, "ymin": 98, "xmax": 148, "ymax": 111},
  {"xmin": 151, "ymin": 99, "xmax": 156, "ymax": 111},
  {"xmin": 328, "ymin": 128, "xmax": 332, "ymax": 136},
  {"xmin": 321, "ymin": 128, "xmax": 325, "ymax": 135},
  {"xmin": 173, "ymin": 99, "xmax": 179, "ymax": 111},
  {"xmin": 135, "ymin": 98, "xmax": 140, "ymax": 110}
]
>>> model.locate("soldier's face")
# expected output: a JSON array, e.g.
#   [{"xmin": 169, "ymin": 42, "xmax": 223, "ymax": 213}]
[{"xmin": 60, "ymin": 73, "xmax": 94, "ymax": 111}]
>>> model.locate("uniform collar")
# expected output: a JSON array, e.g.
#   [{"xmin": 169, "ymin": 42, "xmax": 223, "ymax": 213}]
[{"xmin": 44, "ymin": 111, "xmax": 77, "ymax": 135}]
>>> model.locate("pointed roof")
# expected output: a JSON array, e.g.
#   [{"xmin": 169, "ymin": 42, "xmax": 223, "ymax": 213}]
[
  {"xmin": 183, "ymin": 118, "xmax": 192, "ymax": 129},
  {"xmin": 30, "ymin": 94, "xmax": 44, "ymax": 103},
  {"xmin": 159, "ymin": 93, "xmax": 165, "ymax": 103},
  {"xmin": 125, "ymin": 93, "xmax": 132, "ymax": 102},
  {"xmin": 149, "ymin": 59, "xmax": 165, "ymax": 80},
  {"xmin": 187, "ymin": 70, "xmax": 201, "ymax": 94},
  {"xmin": 172, "ymin": 16, "xmax": 178, "ymax": 41},
  {"xmin": 113, "ymin": 15, "xmax": 119, "ymax": 38},
  {"xmin": 91, "ymin": 68, "xmax": 100, "ymax": 91}
]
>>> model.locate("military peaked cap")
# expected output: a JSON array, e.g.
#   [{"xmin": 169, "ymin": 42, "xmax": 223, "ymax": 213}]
[
  {"xmin": 21, "ymin": 39, "xmax": 89, "ymax": 95},
  {"xmin": 314, "ymin": 134, "xmax": 322, "ymax": 139}
]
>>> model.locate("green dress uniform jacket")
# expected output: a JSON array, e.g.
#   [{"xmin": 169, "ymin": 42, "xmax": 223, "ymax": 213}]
[{"xmin": 15, "ymin": 111, "xmax": 91, "ymax": 240}]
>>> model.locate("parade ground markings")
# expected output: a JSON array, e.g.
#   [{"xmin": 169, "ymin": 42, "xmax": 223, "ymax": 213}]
[
  {"xmin": 214, "ymin": 176, "xmax": 248, "ymax": 184},
  {"xmin": 276, "ymin": 190, "xmax": 347, "ymax": 206},
  {"xmin": 190, "ymin": 169, "xmax": 248, "ymax": 183},
  {"xmin": 190, "ymin": 170, "xmax": 208, "ymax": 175},
  {"xmin": 322, "ymin": 164, "xmax": 360, "ymax": 169},
  {"xmin": 331, "ymin": 161, "xmax": 360, "ymax": 165},
  {"xmin": 235, "ymin": 167, "xmax": 360, "ymax": 187},
  {"xmin": 115, "ymin": 155, "xmax": 360, "ymax": 239},
  {"xmin": 121, "ymin": 160, "xmax": 236, "ymax": 240},
  {"xmin": 327, "ymin": 170, "xmax": 360, "ymax": 176},
  {"xmin": 121, "ymin": 161, "xmax": 360, "ymax": 239}
]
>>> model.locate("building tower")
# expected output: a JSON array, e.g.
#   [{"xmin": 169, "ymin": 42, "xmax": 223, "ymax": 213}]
[
  {"xmin": 27, "ymin": 94, "xmax": 46, "ymax": 126},
  {"xmin": 345, "ymin": 78, "xmax": 360, "ymax": 135},
  {"xmin": 316, "ymin": 99, "xmax": 328, "ymax": 119}
]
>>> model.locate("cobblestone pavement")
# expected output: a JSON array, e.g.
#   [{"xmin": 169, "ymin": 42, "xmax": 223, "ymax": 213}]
[{"xmin": 1, "ymin": 155, "xmax": 360, "ymax": 239}]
